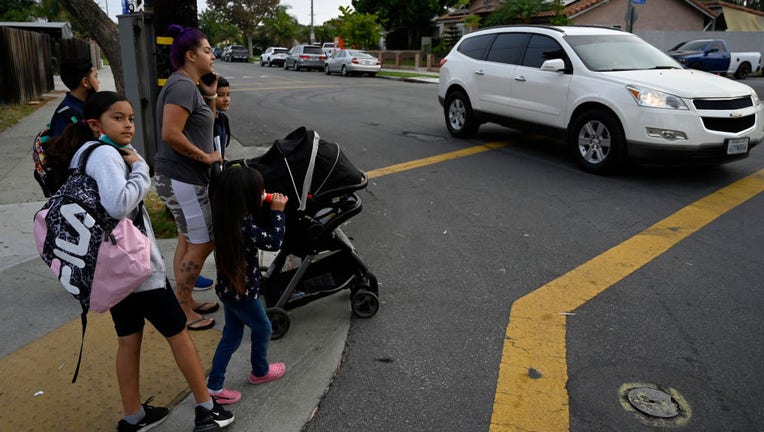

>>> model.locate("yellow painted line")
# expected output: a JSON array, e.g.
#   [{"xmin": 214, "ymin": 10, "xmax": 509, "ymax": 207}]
[
  {"xmin": 366, "ymin": 142, "xmax": 508, "ymax": 179},
  {"xmin": 490, "ymin": 168, "xmax": 764, "ymax": 432}
]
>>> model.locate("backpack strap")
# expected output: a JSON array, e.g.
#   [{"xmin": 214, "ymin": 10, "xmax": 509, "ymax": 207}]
[
  {"xmin": 72, "ymin": 307, "xmax": 87, "ymax": 383},
  {"xmin": 75, "ymin": 141, "xmax": 111, "ymax": 173},
  {"xmin": 57, "ymin": 105, "xmax": 81, "ymax": 125}
]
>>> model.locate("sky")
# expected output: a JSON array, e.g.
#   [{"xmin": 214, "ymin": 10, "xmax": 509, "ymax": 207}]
[{"xmin": 103, "ymin": 0, "xmax": 353, "ymax": 26}]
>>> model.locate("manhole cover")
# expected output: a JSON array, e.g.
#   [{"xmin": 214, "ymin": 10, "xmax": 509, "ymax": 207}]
[{"xmin": 627, "ymin": 387, "xmax": 679, "ymax": 418}]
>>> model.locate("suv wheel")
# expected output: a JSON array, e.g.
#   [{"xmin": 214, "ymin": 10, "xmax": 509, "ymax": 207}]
[
  {"xmin": 324, "ymin": 64, "xmax": 330, "ymax": 75},
  {"xmin": 570, "ymin": 110, "xmax": 624, "ymax": 174},
  {"xmin": 284, "ymin": 61, "xmax": 289, "ymax": 70},
  {"xmin": 444, "ymin": 90, "xmax": 479, "ymax": 138}
]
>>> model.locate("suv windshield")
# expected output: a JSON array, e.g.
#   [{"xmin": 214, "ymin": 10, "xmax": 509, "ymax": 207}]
[
  {"xmin": 275, "ymin": 49, "xmax": 288, "ymax": 54},
  {"xmin": 566, "ymin": 35, "xmax": 679, "ymax": 72}
]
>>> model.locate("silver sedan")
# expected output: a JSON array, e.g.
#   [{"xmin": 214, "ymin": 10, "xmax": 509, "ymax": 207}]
[{"xmin": 324, "ymin": 49, "xmax": 381, "ymax": 77}]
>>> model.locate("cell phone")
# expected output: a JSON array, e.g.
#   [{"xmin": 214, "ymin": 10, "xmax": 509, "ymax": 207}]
[{"xmin": 200, "ymin": 72, "xmax": 217, "ymax": 85}]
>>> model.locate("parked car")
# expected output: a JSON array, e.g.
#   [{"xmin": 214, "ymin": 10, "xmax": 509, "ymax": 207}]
[
  {"xmin": 212, "ymin": 46, "xmax": 224, "ymax": 59},
  {"xmin": 284, "ymin": 44, "xmax": 326, "ymax": 71},
  {"xmin": 438, "ymin": 25, "xmax": 762, "ymax": 173},
  {"xmin": 324, "ymin": 49, "xmax": 381, "ymax": 77},
  {"xmin": 321, "ymin": 42, "xmax": 336, "ymax": 57},
  {"xmin": 261, "ymin": 47, "xmax": 289, "ymax": 67},
  {"xmin": 223, "ymin": 44, "xmax": 248, "ymax": 62},
  {"xmin": 666, "ymin": 39, "xmax": 761, "ymax": 79}
]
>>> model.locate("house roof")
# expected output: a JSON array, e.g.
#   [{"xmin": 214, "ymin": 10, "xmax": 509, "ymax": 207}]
[
  {"xmin": 703, "ymin": 1, "xmax": 764, "ymax": 18},
  {"xmin": 536, "ymin": 0, "xmax": 716, "ymax": 19}
]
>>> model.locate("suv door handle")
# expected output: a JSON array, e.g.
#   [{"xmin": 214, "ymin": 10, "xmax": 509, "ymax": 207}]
[
  {"xmin": 514, "ymin": 76, "xmax": 526, "ymax": 82},
  {"xmin": 475, "ymin": 70, "xmax": 485, "ymax": 75}
]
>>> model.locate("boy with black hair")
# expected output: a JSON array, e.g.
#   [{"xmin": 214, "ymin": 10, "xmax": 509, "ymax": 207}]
[{"xmin": 49, "ymin": 58, "xmax": 100, "ymax": 137}]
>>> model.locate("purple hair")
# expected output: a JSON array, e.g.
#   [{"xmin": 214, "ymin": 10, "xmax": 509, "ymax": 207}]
[{"xmin": 167, "ymin": 24, "xmax": 207, "ymax": 70}]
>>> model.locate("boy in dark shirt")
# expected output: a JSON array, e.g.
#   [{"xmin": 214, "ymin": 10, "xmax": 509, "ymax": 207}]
[
  {"xmin": 49, "ymin": 58, "xmax": 100, "ymax": 136},
  {"xmin": 214, "ymin": 77, "xmax": 232, "ymax": 159}
]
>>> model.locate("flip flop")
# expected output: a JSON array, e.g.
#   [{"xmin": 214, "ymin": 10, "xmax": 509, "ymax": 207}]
[
  {"xmin": 193, "ymin": 301, "xmax": 220, "ymax": 314},
  {"xmin": 186, "ymin": 316, "xmax": 215, "ymax": 331}
]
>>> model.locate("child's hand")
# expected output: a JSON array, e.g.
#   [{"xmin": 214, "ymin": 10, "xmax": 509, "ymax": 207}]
[
  {"xmin": 120, "ymin": 148, "xmax": 140, "ymax": 166},
  {"xmin": 270, "ymin": 192, "xmax": 288, "ymax": 211}
]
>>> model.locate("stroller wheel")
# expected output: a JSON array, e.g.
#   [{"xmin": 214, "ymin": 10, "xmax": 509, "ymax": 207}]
[
  {"xmin": 351, "ymin": 290, "xmax": 379, "ymax": 318},
  {"xmin": 267, "ymin": 307, "xmax": 291, "ymax": 340}
]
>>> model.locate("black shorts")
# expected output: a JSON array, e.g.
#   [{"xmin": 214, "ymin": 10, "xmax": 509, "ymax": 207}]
[{"xmin": 110, "ymin": 280, "xmax": 186, "ymax": 338}]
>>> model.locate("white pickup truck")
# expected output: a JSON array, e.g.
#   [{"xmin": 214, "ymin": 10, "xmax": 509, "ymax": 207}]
[
  {"xmin": 667, "ymin": 39, "xmax": 761, "ymax": 79},
  {"xmin": 321, "ymin": 42, "xmax": 336, "ymax": 57}
]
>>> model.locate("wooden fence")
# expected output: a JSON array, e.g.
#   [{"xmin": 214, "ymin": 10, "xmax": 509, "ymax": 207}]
[
  {"xmin": 0, "ymin": 27, "xmax": 92, "ymax": 105},
  {"xmin": 366, "ymin": 50, "xmax": 443, "ymax": 73}
]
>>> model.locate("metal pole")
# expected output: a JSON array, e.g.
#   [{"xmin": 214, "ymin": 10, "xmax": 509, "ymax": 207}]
[
  {"xmin": 626, "ymin": 1, "xmax": 634, "ymax": 33},
  {"xmin": 310, "ymin": 0, "xmax": 315, "ymax": 44}
]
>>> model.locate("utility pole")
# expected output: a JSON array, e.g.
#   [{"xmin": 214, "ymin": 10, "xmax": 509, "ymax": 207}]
[
  {"xmin": 626, "ymin": 0, "xmax": 644, "ymax": 33},
  {"xmin": 310, "ymin": 0, "xmax": 315, "ymax": 44}
]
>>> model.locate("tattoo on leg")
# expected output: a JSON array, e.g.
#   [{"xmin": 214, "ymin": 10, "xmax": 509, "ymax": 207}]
[{"xmin": 179, "ymin": 260, "xmax": 202, "ymax": 286}]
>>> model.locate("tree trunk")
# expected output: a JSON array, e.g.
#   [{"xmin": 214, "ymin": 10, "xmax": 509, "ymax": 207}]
[{"xmin": 59, "ymin": 0, "xmax": 124, "ymax": 94}]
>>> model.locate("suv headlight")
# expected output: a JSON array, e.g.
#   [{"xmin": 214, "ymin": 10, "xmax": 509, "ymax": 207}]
[
  {"xmin": 627, "ymin": 85, "xmax": 689, "ymax": 110},
  {"xmin": 751, "ymin": 89, "xmax": 761, "ymax": 107}
]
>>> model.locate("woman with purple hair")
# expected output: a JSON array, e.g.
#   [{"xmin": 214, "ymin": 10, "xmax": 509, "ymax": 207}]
[{"xmin": 154, "ymin": 25, "xmax": 222, "ymax": 333}]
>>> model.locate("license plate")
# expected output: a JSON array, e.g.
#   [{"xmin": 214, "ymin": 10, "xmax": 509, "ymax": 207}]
[{"xmin": 726, "ymin": 137, "xmax": 749, "ymax": 155}]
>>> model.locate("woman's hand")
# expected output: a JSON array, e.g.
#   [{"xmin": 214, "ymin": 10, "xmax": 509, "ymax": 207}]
[
  {"xmin": 270, "ymin": 193, "xmax": 288, "ymax": 212},
  {"xmin": 198, "ymin": 73, "xmax": 218, "ymax": 99},
  {"xmin": 205, "ymin": 151, "xmax": 223, "ymax": 166}
]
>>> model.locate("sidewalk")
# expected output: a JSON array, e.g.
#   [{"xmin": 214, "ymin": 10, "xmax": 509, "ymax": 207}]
[{"xmin": 0, "ymin": 66, "xmax": 349, "ymax": 431}]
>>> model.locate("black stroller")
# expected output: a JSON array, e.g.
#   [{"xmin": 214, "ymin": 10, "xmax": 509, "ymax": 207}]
[{"xmin": 228, "ymin": 127, "xmax": 380, "ymax": 339}]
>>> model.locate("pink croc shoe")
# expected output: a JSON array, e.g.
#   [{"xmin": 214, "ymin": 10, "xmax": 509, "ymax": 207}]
[
  {"xmin": 248, "ymin": 362, "xmax": 286, "ymax": 385},
  {"xmin": 209, "ymin": 387, "xmax": 241, "ymax": 405}
]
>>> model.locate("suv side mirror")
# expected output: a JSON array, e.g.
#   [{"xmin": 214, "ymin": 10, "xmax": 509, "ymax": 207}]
[{"xmin": 540, "ymin": 58, "xmax": 568, "ymax": 73}]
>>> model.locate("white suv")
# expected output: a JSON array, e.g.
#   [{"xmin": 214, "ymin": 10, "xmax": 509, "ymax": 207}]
[
  {"xmin": 438, "ymin": 26, "xmax": 763, "ymax": 173},
  {"xmin": 261, "ymin": 46, "xmax": 289, "ymax": 67}
]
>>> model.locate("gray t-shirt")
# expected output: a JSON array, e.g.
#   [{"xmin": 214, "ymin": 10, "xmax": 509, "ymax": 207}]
[{"xmin": 155, "ymin": 72, "xmax": 214, "ymax": 185}]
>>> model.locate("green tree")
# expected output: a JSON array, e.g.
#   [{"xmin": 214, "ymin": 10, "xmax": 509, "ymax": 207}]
[
  {"xmin": 352, "ymin": 0, "xmax": 451, "ymax": 49},
  {"xmin": 548, "ymin": 0, "xmax": 569, "ymax": 25},
  {"xmin": 484, "ymin": 0, "xmax": 545, "ymax": 26},
  {"xmin": 207, "ymin": 0, "xmax": 279, "ymax": 59},
  {"xmin": 0, "ymin": 0, "xmax": 36, "ymax": 21},
  {"xmin": 199, "ymin": 9, "xmax": 243, "ymax": 47},
  {"xmin": 336, "ymin": 5, "xmax": 381, "ymax": 50},
  {"xmin": 260, "ymin": 5, "xmax": 299, "ymax": 47}
]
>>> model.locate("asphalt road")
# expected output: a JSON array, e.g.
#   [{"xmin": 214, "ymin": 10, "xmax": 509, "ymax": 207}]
[{"xmin": 213, "ymin": 61, "xmax": 764, "ymax": 432}]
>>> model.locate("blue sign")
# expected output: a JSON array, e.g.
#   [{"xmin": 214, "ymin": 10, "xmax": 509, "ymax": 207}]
[{"xmin": 633, "ymin": 0, "xmax": 646, "ymax": 4}]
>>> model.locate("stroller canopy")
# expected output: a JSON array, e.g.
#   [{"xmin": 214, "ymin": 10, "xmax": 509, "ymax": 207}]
[{"xmin": 243, "ymin": 127, "xmax": 367, "ymax": 210}]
